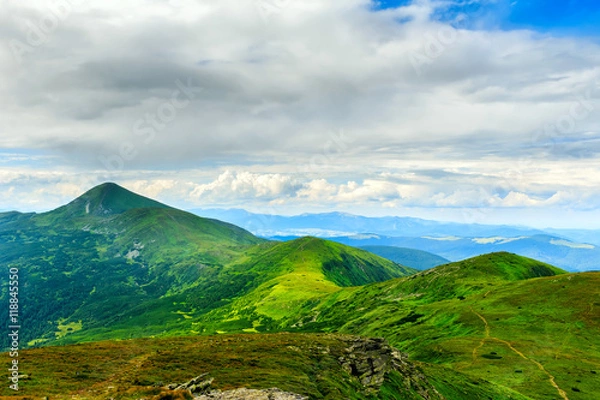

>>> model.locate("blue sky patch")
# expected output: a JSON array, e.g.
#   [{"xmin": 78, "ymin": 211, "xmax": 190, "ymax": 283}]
[{"xmin": 372, "ymin": 0, "xmax": 600, "ymax": 36}]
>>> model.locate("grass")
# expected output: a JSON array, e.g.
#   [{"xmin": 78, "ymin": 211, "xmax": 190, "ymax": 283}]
[
  {"xmin": 55, "ymin": 320, "xmax": 83, "ymax": 339},
  {"xmin": 0, "ymin": 334, "xmax": 424, "ymax": 399},
  {"xmin": 284, "ymin": 253, "xmax": 600, "ymax": 399},
  {"xmin": 36, "ymin": 237, "xmax": 414, "ymax": 345}
]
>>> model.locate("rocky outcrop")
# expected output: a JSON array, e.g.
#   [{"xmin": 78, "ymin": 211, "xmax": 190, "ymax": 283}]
[
  {"xmin": 196, "ymin": 388, "xmax": 307, "ymax": 399},
  {"xmin": 390, "ymin": 349, "xmax": 445, "ymax": 400},
  {"xmin": 157, "ymin": 375, "xmax": 306, "ymax": 400},
  {"xmin": 339, "ymin": 337, "xmax": 392, "ymax": 391},
  {"xmin": 166, "ymin": 373, "xmax": 214, "ymax": 393},
  {"xmin": 338, "ymin": 336, "xmax": 444, "ymax": 399},
  {"xmin": 153, "ymin": 384, "xmax": 306, "ymax": 400}
]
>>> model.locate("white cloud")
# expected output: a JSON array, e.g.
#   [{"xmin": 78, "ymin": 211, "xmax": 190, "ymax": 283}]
[
  {"xmin": 0, "ymin": 0, "xmax": 599, "ymax": 227},
  {"xmin": 190, "ymin": 171, "xmax": 302, "ymax": 202}
]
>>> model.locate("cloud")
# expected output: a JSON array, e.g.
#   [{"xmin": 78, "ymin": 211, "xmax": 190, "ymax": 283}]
[
  {"xmin": 190, "ymin": 171, "xmax": 303, "ymax": 202},
  {"xmin": 0, "ymin": 0, "xmax": 599, "ymax": 227}
]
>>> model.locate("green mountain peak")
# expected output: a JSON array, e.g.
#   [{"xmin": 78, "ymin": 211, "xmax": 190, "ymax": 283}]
[{"xmin": 48, "ymin": 182, "xmax": 172, "ymax": 219}]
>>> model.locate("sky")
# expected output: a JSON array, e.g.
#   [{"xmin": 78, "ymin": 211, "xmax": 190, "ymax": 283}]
[{"xmin": 1, "ymin": 0, "xmax": 599, "ymax": 229}]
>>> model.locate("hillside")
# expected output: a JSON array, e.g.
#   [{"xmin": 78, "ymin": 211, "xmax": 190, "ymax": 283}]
[
  {"xmin": 46, "ymin": 236, "xmax": 416, "ymax": 344},
  {"xmin": 284, "ymin": 253, "xmax": 600, "ymax": 399},
  {"xmin": 0, "ymin": 184, "xmax": 414, "ymax": 348},
  {"xmin": 188, "ymin": 237, "xmax": 417, "ymax": 331},
  {"xmin": 8, "ymin": 250, "xmax": 597, "ymax": 399},
  {"xmin": 0, "ymin": 183, "xmax": 264, "ymax": 348},
  {"xmin": 360, "ymin": 246, "xmax": 450, "ymax": 270}
]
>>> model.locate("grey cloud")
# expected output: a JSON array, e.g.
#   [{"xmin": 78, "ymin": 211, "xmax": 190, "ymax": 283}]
[{"xmin": 0, "ymin": 0, "xmax": 599, "ymax": 222}]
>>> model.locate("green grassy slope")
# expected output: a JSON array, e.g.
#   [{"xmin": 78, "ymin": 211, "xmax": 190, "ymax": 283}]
[
  {"xmin": 48, "ymin": 237, "xmax": 417, "ymax": 344},
  {"xmin": 47, "ymin": 251, "xmax": 598, "ymax": 399},
  {"xmin": 6, "ymin": 252, "xmax": 593, "ymax": 399},
  {"xmin": 360, "ymin": 246, "xmax": 450, "ymax": 270},
  {"xmin": 284, "ymin": 253, "xmax": 599, "ymax": 399},
  {"xmin": 0, "ymin": 184, "xmax": 264, "ymax": 348},
  {"xmin": 190, "ymin": 237, "xmax": 417, "ymax": 331}
]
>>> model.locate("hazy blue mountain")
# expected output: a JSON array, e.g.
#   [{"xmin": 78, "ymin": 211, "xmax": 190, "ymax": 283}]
[
  {"xmin": 190, "ymin": 208, "xmax": 546, "ymax": 238},
  {"xmin": 191, "ymin": 209, "xmax": 600, "ymax": 246},
  {"xmin": 321, "ymin": 234, "xmax": 598, "ymax": 272},
  {"xmin": 192, "ymin": 209, "xmax": 599, "ymax": 271},
  {"xmin": 359, "ymin": 246, "xmax": 450, "ymax": 270},
  {"xmin": 544, "ymin": 228, "xmax": 600, "ymax": 246}
]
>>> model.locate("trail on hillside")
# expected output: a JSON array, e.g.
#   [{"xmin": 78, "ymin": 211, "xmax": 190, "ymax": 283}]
[
  {"xmin": 467, "ymin": 308, "xmax": 490, "ymax": 367},
  {"xmin": 469, "ymin": 308, "xmax": 569, "ymax": 400}
]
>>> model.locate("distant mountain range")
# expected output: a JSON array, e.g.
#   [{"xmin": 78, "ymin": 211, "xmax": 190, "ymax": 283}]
[
  {"xmin": 192, "ymin": 208, "xmax": 599, "ymax": 272},
  {"xmin": 2, "ymin": 183, "xmax": 599, "ymax": 399},
  {"xmin": 190, "ymin": 208, "xmax": 549, "ymax": 238}
]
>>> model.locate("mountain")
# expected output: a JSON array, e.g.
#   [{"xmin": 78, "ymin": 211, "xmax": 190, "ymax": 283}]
[
  {"xmin": 323, "ymin": 234, "xmax": 600, "ymax": 272},
  {"xmin": 41, "ymin": 236, "xmax": 416, "ymax": 344},
  {"xmin": 359, "ymin": 246, "xmax": 450, "ymax": 270},
  {"xmin": 545, "ymin": 227, "xmax": 600, "ymax": 246},
  {"xmin": 4, "ymin": 250, "xmax": 599, "ymax": 399},
  {"xmin": 188, "ymin": 237, "xmax": 417, "ymax": 330},
  {"xmin": 0, "ymin": 183, "xmax": 262, "ymax": 347},
  {"xmin": 0, "ymin": 183, "xmax": 412, "ymax": 348},
  {"xmin": 191, "ymin": 208, "xmax": 546, "ymax": 238},
  {"xmin": 192, "ymin": 208, "xmax": 600, "ymax": 272},
  {"xmin": 44, "ymin": 182, "xmax": 173, "ymax": 220}
]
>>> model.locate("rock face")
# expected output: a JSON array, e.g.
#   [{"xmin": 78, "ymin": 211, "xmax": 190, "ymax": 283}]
[
  {"xmin": 339, "ymin": 337, "xmax": 391, "ymax": 391},
  {"xmin": 337, "ymin": 336, "xmax": 444, "ymax": 399}
]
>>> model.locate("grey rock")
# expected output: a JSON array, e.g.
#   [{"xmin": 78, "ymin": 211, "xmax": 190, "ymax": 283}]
[
  {"xmin": 195, "ymin": 388, "xmax": 307, "ymax": 400},
  {"xmin": 167, "ymin": 373, "xmax": 213, "ymax": 394},
  {"xmin": 337, "ymin": 336, "xmax": 445, "ymax": 399},
  {"xmin": 163, "ymin": 376, "xmax": 305, "ymax": 400}
]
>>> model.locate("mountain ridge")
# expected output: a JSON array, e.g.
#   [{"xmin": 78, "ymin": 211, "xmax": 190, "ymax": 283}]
[{"xmin": 1, "ymin": 183, "xmax": 414, "ymax": 348}]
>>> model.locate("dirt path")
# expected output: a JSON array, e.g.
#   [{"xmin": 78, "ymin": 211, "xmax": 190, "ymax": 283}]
[
  {"xmin": 468, "ymin": 308, "xmax": 490, "ymax": 366},
  {"xmin": 469, "ymin": 308, "xmax": 569, "ymax": 400}
]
